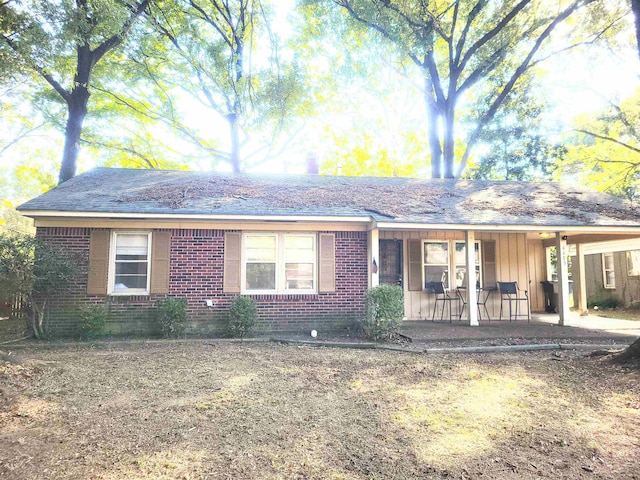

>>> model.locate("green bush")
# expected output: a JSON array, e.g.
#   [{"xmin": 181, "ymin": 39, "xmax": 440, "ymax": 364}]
[
  {"xmin": 227, "ymin": 296, "xmax": 257, "ymax": 338},
  {"xmin": 155, "ymin": 297, "xmax": 187, "ymax": 338},
  {"xmin": 362, "ymin": 285, "xmax": 404, "ymax": 341},
  {"xmin": 80, "ymin": 305, "xmax": 109, "ymax": 339},
  {"xmin": 587, "ymin": 295, "xmax": 623, "ymax": 310}
]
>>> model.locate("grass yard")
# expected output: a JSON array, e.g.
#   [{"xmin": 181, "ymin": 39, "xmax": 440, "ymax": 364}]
[{"xmin": 1, "ymin": 341, "xmax": 639, "ymax": 479}]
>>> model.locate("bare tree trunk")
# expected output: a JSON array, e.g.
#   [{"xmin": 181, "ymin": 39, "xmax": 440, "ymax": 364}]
[
  {"xmin": 228, "ymin": 113, "xmax": 241, "ymax": 173},
  {"xmin": 59, "ymin": 91, "xmax": 89, "ymax": 183},
  {"xmin": 424, "ymin": 79, "xmax": 443, "ymax": 179},
  {"xmin": 615, "ymin": 336, "xmax": 640, "ymax": 363},
  {"xmin": 632, "ymin": 0, "xmax": 640, "ymax": 61},
  {"xmin": 28, "ymin": 299, "xmax": 46, "ymax": 339},
  {"xmin": 442, "ymin": 104, "xmax": 456, "ymax": 179}
]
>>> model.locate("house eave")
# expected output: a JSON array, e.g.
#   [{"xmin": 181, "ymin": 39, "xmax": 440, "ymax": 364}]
[
  {"xmin": 20, "ymin": 210, "xmax": 374, "ymax": 224},
  {"xmin": 375, "ymin": 221, "xmax": 640, "ymax": 234}
]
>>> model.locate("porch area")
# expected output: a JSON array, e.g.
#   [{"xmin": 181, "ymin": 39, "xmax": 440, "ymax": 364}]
[
  {"xmin": 370, "ymin": 226, "xmax": 640, "ymax": 328},
  {"xmin": 398, "ymin": 312, "xmax": 640, "ymax": 348}
]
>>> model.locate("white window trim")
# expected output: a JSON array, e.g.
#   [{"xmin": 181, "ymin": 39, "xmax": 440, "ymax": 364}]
[
  {"xmin": 602, "ymin": 252, "xmax": 615, "ymax": 289},
  {"xmin": 454, "ymin": 240, "xmax": 482, "ymax": 289},
  {"xmin": 108, "ymin": 231, "xmax": 152, "ymax": 296},
  {"xmin": 422, "ymin": 240, "xmax": 482, "ymax": 289},
  {"xmin": 241, "ymin": 232, "xmax": 317, "ymax": 294},
  {"xmin": 422, "ymin": 240, "xmax": 449, "ymax": 288}
]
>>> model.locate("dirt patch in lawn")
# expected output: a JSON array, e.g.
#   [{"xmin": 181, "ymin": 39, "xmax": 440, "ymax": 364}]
[{"xmin": 1, "ymin": 342, "xmax": 639, "ymax": 479}]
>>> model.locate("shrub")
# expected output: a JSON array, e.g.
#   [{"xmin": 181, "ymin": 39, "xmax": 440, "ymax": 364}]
[
  {"xmin": 80, "ymin": 305, "xmax": 109, "ymax": 339},
  {"xmin": 227, "ymin": 296, "xmax": 257, "ymax": 338},
  {"xmin": 587, "ymin": 295, "xmax": 623, "ymax": 310},
  {"xmin": 0, "ymin": 233, "xmax": 76, "ymax": 339},
  {"xmin": 155, "ymin": 297, "xmax": 187, "ymax": 338},
  {"xmin": 362, "ymin": 284, "xmax": 404, "ymax": 341}
]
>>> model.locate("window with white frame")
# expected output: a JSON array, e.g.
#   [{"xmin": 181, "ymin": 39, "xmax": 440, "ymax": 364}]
[
  {"xmin": 423, "ymin": 241, "xmax": 449, "ymax": 287},
  {"xmin": 602, "ymin": 253, "xmax": 615, "ymax": 289},
  {"xmin": 110, "ymin": 232, "xmax": 151, "ymax": 294},
  {"xmin": 628, "ymin": 250, "xmax": 640, "ymax": 276},
  {"xmin": 243, "ymin": 233, "xmax": 316, "ymax": 293},
  {"xmin": 454, "ymin": 241, "xmax": 482, "ymax": 288}
]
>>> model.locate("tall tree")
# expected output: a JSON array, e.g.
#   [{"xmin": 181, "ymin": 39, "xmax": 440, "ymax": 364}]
[
  {"xmin": 563, "ymin": 89, "xmax": 640, "ymax": 202},
  {"xmin": 147, "ymin": 0, "xmax": 304, "ymax": 172},
  {"xmin": 465, "ymin": 81, "xmax": 566, "ymax": 181},
  {"xmin": 0, "ymin": 0, "xmax": 151, "ymax": 184},
  {"xmin": 330, "ymin": 0, "xmax": 624, "ymax": 178}
]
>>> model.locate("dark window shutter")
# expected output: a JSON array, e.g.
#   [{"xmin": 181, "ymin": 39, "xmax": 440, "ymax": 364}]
[
  {"xmin": 223, "ymin": 232, "xmax": 242, "ymax": 293},
  {"xmin": 318, "ymin": 233, "xmax": 336, "ymax": 293},
  {"xmin": 483, "ymin": 240, "xmax": 497, "ymax": 288},
  {"xmin": 87, "ymin": 230, "xmax": 110, "ymax": 295},
  {"xmin": 408, "ymin": 239, "xmax": 422, "ymax": 291},
  {"xmin": 150, "ymin": 232, "xmax": 171, "ymax": 294}
]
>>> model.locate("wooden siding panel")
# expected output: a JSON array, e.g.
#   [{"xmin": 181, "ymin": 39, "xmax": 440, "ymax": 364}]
[
  {"xmin": 223, "ymin": 232, "xmax": 242, "ymax": 293},
  {"xmin": 87, "ymin": 230, "xmax": 109, "ymax": 295},
  {"xmin": 407, "ymin": 239, "xmax": 422, "ymax": 291},
  {"xmin": 318, "ymin": 233, "xmax": 336, "ymax": 293},
  {"xmin": 150, "ymin": 231, "xmax": 171, "ymax": 294}
]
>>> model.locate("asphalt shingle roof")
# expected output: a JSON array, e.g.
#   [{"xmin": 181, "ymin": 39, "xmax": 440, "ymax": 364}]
[{"xmin": 17, "ymin": 167, "xmax": 640, "ymax": 227}]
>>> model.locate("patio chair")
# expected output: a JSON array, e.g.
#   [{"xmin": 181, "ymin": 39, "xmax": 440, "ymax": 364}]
[
  {"xmin": 457, "ymin": 286, "xmax": 494, "ymax": 322},
  {"xmin": 497, "ymin": 281, "xmax": 530, "ymax": 322},
  {"xmin": 425, "ymin": 281, "xmax": 460, "ymax": 322}
]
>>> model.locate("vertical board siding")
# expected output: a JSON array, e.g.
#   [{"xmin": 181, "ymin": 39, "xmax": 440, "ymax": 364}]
[{"xmin": 392, "ymin": 230, "xmax": 535, "ymax": 320}]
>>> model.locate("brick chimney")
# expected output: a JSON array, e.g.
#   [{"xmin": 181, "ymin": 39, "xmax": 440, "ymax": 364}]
[{"xmin": 306, "ymin": 152, "xmax": 319, "ymax": 175}]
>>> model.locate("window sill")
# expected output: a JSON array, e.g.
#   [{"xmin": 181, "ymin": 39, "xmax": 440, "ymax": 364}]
[
  {"xmin": 244, "ymin": 292, "xmax": 320, "ymax": 301},
  {"xmin": 108, "ymin": 291, "xmax": 150, "ymax": 297}
]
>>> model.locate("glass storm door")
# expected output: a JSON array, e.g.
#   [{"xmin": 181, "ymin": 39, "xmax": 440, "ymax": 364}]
[{"xmin": 379, "ymin": 240, "xmax": 403, "ymax": 287}]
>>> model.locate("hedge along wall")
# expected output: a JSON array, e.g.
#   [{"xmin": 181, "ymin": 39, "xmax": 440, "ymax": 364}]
[{"xmin": 37, "ymin": 227, "xmax": 368, "ymax": 337}]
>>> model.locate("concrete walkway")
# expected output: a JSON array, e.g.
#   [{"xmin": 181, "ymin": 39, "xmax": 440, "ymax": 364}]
[
  {"xmin": 535, "ymin": 312, "xmax": 640, "ymax": 337},
  {"xmin": 398, "ymin": 312, "xmax": 638, "ymax": 347}
]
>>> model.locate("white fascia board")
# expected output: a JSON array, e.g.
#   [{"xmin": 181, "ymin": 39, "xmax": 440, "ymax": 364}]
[
  {"xmin": 579, "ymin": 238, "xmax": 640, "ymax": 255},
  {"xmin": 375, "ymin": 222, "xmax": 640, "ymax": 234},
  {"xmin": 22, "ymin": 210, "xmax": 373, "ymax": 224}
]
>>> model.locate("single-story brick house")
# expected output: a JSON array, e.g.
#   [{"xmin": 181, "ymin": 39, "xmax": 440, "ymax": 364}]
[{"xmin": 17, "ymin": 168, "xmax": 640, "ymax": 336}]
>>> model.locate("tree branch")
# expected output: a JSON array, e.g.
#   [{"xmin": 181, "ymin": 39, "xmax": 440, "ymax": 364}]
[
  {"xmin": 0, "ymin": 33, "xmax": 70, "ymax": 102},
  {"xmin": 576, "ymin": 129, "xmax": 640, "ymax": 155},
  {"xmin": 456, "ymin": 0, "xmax": 596, "ymax": 176},
  {"xmin": 458, "ymin": 0, "xmax": 532, "ymax": 73},
  {"xmin": 91, "ymin": 0, "xmax": 151, "ymax": 65}
]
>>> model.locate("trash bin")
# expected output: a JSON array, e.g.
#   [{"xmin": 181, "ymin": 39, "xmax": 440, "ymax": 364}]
[
  {"xmin": 540, "ymin": 281, "xmax": 557, "ymax": 313},
  {"xmin": 540, "ymin": 280, "xmax": 574, "ymax": 312}
]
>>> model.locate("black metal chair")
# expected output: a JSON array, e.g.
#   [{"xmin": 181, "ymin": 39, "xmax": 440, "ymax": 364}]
[
  {"xmin": 497, "ymin": 281, "xmax": 530, "ymax": 322},
  {"xmin": 425, "ymin": 281, "xmax": 460, "ymax": 322},
  {"xmin": 457, "ymin": 286, "xmax": 493, "ymax": 321}
]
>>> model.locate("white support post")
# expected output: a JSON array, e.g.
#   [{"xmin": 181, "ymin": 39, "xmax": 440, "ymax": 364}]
[
  {"xmin": 369, "ymin": 227, "xmax": 379, "ymax": 288},
  {"xmin": 465, "ymin": 230, "xmax": 479, "ymax": 326},
  {"xmin": 555, "ymin": 233, "xmax": 570, "ymax": 326},
  {"xmin": 576, "ymin": 243, "xmax": 587, "ymax": 315}
]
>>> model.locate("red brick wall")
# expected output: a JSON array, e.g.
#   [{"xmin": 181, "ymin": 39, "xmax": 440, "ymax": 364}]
[{"xmin": 37, "ymin": 227, "xmax": 368, "ymax": 337}]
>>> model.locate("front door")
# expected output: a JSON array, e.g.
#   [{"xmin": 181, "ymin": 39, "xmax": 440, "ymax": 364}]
[{"xmin": 379, "ymin": 239, "xmax": 403, "ymax": 287}]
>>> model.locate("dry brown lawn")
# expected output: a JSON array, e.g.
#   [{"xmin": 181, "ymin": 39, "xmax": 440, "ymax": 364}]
[{"xmin": 1, "ymin": 341, "xmax": 639, "ymax": 479}]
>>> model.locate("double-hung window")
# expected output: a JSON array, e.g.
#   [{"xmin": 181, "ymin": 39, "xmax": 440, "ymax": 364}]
[
  {"xmin": 454, "ymin": 241, "xmax": 482, "ymax": 288},
  {"xmin": 423, "ymin": 241, "xmax": 449, "ymax": 286},
  {"xmin": 602, "ymin": 253, "xmax": 615, "ymax": 289},
  {"xmin": 243, "ymin": 233, "xmax": 316, "ymax": 293},
  {"xmin": 423, "ymin": 240, "xmax": 482, "ymax": 289},
  {"xmin": 110, "ymin": 232, "xmax": 151, "ymax": 294}
]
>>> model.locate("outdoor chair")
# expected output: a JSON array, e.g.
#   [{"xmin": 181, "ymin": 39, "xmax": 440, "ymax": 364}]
[
  {"xmin": 425, "ymin": 281, "xmax": 460, "ymax": 322},
  {"xmin": 497, "ymin": 281, "xmax": 530, "ymax": 322},
  {"xmin": 457, "ymin": 286, "xmax": 494, "ymax": 322}
]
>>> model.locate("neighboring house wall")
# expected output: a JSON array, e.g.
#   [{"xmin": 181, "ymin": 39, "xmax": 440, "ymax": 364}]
[
  {"xmin": 585, "ymin": 251, "xmax": 640, "ymax": 307},
  {"xmin": 37, "ymin": 227, "xmax": 368, "ymax": 337}
]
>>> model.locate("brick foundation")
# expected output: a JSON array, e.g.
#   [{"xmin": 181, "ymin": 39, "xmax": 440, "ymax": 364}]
[{"xmin": 37, "ymin": 227, "xmax": 368, "ymax": 337}]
